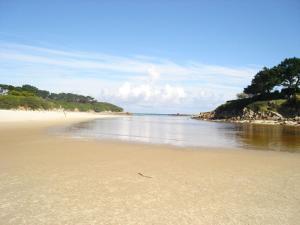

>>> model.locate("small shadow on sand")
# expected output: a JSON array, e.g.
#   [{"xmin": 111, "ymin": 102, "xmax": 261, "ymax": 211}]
[{"xmin": 138, "ymin": 172, "xmax": 152, "ymax": 178}]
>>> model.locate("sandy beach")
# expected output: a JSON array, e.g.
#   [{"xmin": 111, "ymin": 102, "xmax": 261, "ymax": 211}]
[
  {"xmin": 0, "ymin": 109, "xmax": 123, "ymax": 123},
  {"xmin": 0, "ymin": 110, "xmax": 300, "ymax": 225}
]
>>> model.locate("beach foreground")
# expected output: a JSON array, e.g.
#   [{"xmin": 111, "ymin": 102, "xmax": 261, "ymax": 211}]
[{"xmin": 0, "ymin": 112, "xmax": 300, "ymax": 225}]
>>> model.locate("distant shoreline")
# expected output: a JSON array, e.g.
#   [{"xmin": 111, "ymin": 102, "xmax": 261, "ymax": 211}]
[{"xmin": 0, "ymin": 109, "xmax": 126, "ymax": 124}]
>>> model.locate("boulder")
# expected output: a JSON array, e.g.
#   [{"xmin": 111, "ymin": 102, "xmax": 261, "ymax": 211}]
[
  {"xmin": 268, "ymin": 111, "xmax": 283, "ymax": 120},
  {"xmin": 193, "ymin": 111, "xmax": 215, "ymax": 120}
]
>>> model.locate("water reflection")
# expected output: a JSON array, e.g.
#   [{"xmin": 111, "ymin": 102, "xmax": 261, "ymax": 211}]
[
  {"xmin": 234, "ymin": 124, "xmax": 300, "ymax": 152},
  {"xmin": 59, "ymin": 115, "xmax": 300, "ymax": 152}
]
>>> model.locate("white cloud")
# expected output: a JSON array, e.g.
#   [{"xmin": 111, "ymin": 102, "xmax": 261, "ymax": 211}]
[
  {"xmin": 0, "ymin": 42, "xmax": 259, "ymax": 113},
  {"xmin": 111, "ymin": 82, "xmax": 186, "ymax": 105},
  {"xmin": 0, "ymin": 42, "xmax": 257, "ymax": 80},
  {"xmin": 147, "ymin": 66, "xmax": 160, "ymax": 81}
]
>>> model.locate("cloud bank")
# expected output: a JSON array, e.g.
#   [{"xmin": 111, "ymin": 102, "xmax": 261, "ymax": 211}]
[{"xmin": 0, "ymin": 42, "xmax": 258, "ymax": 113}]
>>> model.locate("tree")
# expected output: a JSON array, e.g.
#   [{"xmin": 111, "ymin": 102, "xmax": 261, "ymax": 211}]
[
  {"xmin": 236, "ymin": 92, "xmax": 249, "ymax": 99},
  {"xmin": 244, "ymin": 67, "xmax": 280, "ymax": 95},
  {"xmin": 21, "ymin": 84, "xmax": 50, "ymax": 98},
  {"xmin": 22, "ymin": 84, "xmax": 38, "ymax": 92},
  {"xmin": 276, "ymin": 57, "xmax": 300, "ymax": 93}
]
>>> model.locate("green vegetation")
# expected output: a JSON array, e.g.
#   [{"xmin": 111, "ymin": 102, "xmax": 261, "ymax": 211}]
[
  {"xmin": 0, "ymin": 84, "xmax": 123, "ymax": 112},
  {"xmin": 214, "ymin": 58, "xmax": 300, "ymax": 119},
  {"xmin": 247, "ymin": 99, "xmax": 286, "ymax": 113},
  {"xmin": 244, "ymin": 57, "xmax": 300, "ymax": 97}
]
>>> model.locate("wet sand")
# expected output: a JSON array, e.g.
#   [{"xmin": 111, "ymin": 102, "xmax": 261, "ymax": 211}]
[{"xmin": 0, "ymin": 117, "xmax": 300, "ymax": 224}]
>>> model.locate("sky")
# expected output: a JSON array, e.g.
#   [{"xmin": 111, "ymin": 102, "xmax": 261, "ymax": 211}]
[{"xmin": 0, "ymin": 0, "xmax": 299, "ymax": 113}]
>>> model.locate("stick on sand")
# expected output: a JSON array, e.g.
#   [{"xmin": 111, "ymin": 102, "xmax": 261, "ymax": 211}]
[{"xmin": 138, "ymin": 172, "xmax": 152, "ymax": 178}]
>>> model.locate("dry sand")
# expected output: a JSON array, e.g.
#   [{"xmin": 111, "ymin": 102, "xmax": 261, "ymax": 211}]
[
  {"xmin": 0, "ymin": 110, "xmax": 300, "ymax": 225},
  {"xmin": 0, "ymin": 109, "xmax": 121, "ymax": 123}
]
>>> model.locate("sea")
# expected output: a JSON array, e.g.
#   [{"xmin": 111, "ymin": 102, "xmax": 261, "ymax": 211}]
[{"xmin": 54, "ymin": 114, "xmax": 300, "ymax": 152}]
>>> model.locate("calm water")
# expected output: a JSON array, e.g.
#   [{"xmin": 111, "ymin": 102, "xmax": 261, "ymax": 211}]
[{"xmin": 57, "ymin": 115, "xmax": 300, "ymax": 152}]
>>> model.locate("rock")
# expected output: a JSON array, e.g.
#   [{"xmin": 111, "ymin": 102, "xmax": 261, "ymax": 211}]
[
  {"xmin": 193, "ymin": 111, "xmax": 215, "ymax": 120},
  {"xmin": 269, "ymin": 111, "xmax": 283, "ymax": 120},
  {"xmin": 284, "ymin": 120, "xmax": 298, "ymax": 126},
  {"xmin": 193, "ymin": 107, "xmax": 299, "ymax": 126},
  {"xmin": 241, "ymin": 108, "xmax": 256, "ymax": 120}
]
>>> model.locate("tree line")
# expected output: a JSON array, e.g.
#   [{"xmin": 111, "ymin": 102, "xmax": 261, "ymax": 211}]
[
  {"xmin": 241, "ymin": 57, "xmax": 300, "ymax": 99},
  {"xmin": 0, "ymin": 84, "xmax": 98, "ymax": 103},
  {"xmin": 0, "ymin": 84, "xmax": 123, "ymax": 112}
]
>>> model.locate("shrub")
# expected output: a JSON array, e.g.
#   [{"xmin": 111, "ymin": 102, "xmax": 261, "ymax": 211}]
[{"xmin": 0, "ymin": 95, "xmax": 53, "ymax": 110}]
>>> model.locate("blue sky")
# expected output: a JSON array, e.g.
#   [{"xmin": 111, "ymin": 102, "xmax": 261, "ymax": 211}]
[{"xmin": 0, "ymin": 0, "xmax": 299, "ymax": 113}]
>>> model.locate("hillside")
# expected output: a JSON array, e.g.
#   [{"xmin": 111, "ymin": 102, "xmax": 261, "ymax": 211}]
[
  {"xmin": 0, "ymin": 84, "xmax": 123, "ymax": 112},
  {"xmin": 213, "ymin": 95, "xmax": 299, "ymax": 119},
  {"xmin": 194, "ymin": 57, "xmax": 300, "ymax": 125}
]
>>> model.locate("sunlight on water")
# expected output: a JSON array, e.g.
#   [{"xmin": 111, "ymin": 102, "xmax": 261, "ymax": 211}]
[{"xmin": 57, "ymin": 115, "xmax": 300, "ymax": 152}]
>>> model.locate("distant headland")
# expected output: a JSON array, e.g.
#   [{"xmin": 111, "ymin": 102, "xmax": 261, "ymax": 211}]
[
  {"xmin": 0, "ymin": 84, "xmax": 123, "ymax": 113},
  {"xmin": 193, "ymin": 57, "xmax": 300, "ymax": 126}
]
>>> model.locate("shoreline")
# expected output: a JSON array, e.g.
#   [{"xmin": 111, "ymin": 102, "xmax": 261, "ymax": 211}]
[
  {"xmin": 1, "ymin": 110, "xmax": 300, "ymax": 224},
  {"xmin": 0, "ymin": 109, "xmax": 125, "ymax": 124},
  {"xmin": 192, "ymin": 109, "xmax": 300, "ymax": 127},
  {"xmin": 193, "ymin": 117, "xmax": 300, "ymax": 126}
]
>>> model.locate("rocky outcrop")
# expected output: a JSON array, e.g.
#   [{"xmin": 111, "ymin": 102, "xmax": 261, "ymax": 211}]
[
  {"xmin": 193, "ymin": 107, "xmax": 300, "ymax": 126},
  {"xmin": 192, "ymin": 111, "xmax": 215, "ymax": 120},
  {"xmin": 240, "ymin": 108, "xmax": 283, "ymax": 120}
]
